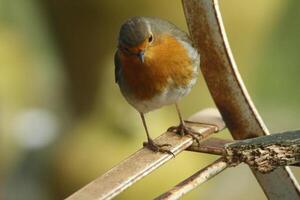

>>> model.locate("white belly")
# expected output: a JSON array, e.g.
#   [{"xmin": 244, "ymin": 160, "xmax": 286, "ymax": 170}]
[{"xmin": 120, "ymin": 76, "xmax": 197, "ymax": 113}]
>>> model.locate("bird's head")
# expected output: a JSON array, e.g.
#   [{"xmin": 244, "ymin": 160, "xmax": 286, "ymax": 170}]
[{"xmin": 118, "ymin": 17, "xmax": 155, "ymax": 63}]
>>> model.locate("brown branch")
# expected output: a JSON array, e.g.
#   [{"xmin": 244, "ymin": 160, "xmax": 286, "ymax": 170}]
[
  {"xmin": 186, "ymin": 137, "xmax": 231, "ymax": 155},
  {"xmin": 155, "ymin": 158, "xmax": 228, "ymax": 200},
  {"xmin": 225, "ymin": 130, "xmax": 300, "ymax": 173},
  {"xmin": 66, "ymin": 108, "xmax": 225, "ymax": 200},
  {"xmin": 187, "ymin": 130, "xmax": 300, "ymax": 173}
]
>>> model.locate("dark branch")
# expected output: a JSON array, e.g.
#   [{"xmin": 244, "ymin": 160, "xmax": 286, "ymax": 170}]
[{"xmin": 225, "ymin": 130, "xmax": 300, "ymax": 173}]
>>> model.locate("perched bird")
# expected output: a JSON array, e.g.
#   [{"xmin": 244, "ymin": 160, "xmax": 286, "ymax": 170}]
[{"xmin": 115, "ymin": 17, "xmax": 200, "ymax": 154}]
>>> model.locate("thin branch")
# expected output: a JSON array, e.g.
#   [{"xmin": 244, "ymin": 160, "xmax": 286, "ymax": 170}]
[
  {"xmin": 66, "ymin": 108, "xmax": 225, "ymax": 200},
  {"xmin": 155, "ymin": 158, "xmax": 228, "ymax": 200}
]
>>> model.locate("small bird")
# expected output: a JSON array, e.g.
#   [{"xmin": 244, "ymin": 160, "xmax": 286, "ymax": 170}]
[{"xmin": 115, "ymin": 17, "xmax": 200, "ymax": 154}]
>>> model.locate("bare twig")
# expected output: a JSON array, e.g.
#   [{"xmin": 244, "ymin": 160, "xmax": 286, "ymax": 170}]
[
  {"xmin": 182, "ymin": 0, "xmax": 300, "ymax": 198},
  {"xmin": 155, "ymin": 158, "xmax": 228, "ymax": 200},
  {"xmin": 226, "ymin": 130, "xmax": 300, "ymax": 173},
  {"xmin": 66, "ymin": 108, "xmax": 225, "ymax": 200}
]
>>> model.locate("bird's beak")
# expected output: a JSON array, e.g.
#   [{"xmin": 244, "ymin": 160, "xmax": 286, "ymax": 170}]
[{"xmin": 137, "ymin": 51, "xmax": 145, "ymax": 63}]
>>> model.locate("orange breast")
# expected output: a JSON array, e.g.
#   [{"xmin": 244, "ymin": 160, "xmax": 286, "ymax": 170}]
[{"xmin": 120, "ymin": 34, "xmax": 193, "ymax": 100}]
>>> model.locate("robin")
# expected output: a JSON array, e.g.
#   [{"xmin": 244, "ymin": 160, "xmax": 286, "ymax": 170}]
[{"xmin": 114, "ymin": 16, "xmax": 200, "ymax": 154}]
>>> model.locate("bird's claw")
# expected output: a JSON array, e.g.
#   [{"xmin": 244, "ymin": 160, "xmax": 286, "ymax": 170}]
[
  {"xmin": 168, "ymin": 123, "xmax": 201, "ymax": 145},
  {"xmin": 143, "ymin": 139, "xmax": 174, "ymax": 157}
]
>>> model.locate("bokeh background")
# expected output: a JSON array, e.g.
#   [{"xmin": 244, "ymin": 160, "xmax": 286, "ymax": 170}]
[{"xmin": 1, "ymin": 0, "xmax": 300, "ymax": 199}]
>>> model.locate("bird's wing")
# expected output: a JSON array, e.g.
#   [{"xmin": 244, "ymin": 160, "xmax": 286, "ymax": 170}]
[{"xmin": 114, "ymin": 50, "xmax": 121, "ymax": 83}]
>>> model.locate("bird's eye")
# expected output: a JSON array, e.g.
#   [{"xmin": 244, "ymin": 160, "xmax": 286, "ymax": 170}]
[{"xmin": 148, "ymin": 35, "xmax": 153, "ymax": 43}]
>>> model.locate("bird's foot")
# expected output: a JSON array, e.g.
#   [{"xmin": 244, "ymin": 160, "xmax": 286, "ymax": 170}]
[
  {"xmin": 167, "ymin": 123, "xmax": 201, "ymax": 145},
  {"xmin": 143, "ymin": 139, "xmax": 174, "ymax": 157}
]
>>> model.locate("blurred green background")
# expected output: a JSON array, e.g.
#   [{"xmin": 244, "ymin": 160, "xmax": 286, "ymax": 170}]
[{"xmin": 1, "ymin": 0, "xmax": 299, "ymax": 199}]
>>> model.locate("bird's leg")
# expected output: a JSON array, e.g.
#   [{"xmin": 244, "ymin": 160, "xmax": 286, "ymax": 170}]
[
  {"xmin": 167, "ymin": 103, "xmax": 201, "ymax": 144},
  {"xmin": 140, "ymin": 113, "xmax": 173, "ymax": 155}
]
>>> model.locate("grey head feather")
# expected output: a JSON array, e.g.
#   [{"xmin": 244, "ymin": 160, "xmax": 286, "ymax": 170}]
[
  {"xmin": 144, "ymin": 17, "xmax": 191, "ymax": 42},
  {"xmin": 118, "ymin": 16, "xmax": 192, "ymax": 48},
  {"xmin": 119, "ymin": 17, "xmax": 151, "ymax": 47}
]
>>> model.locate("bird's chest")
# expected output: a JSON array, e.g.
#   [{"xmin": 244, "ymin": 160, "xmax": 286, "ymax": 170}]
[{"xmin": 120, "ymin": 35, "xmax": 194, "ymax": 101}]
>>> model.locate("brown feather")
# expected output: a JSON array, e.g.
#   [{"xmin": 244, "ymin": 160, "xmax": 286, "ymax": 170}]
[{"xmin": 120, "ymin": 34, "xmax": 193, "ymax": 100}]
